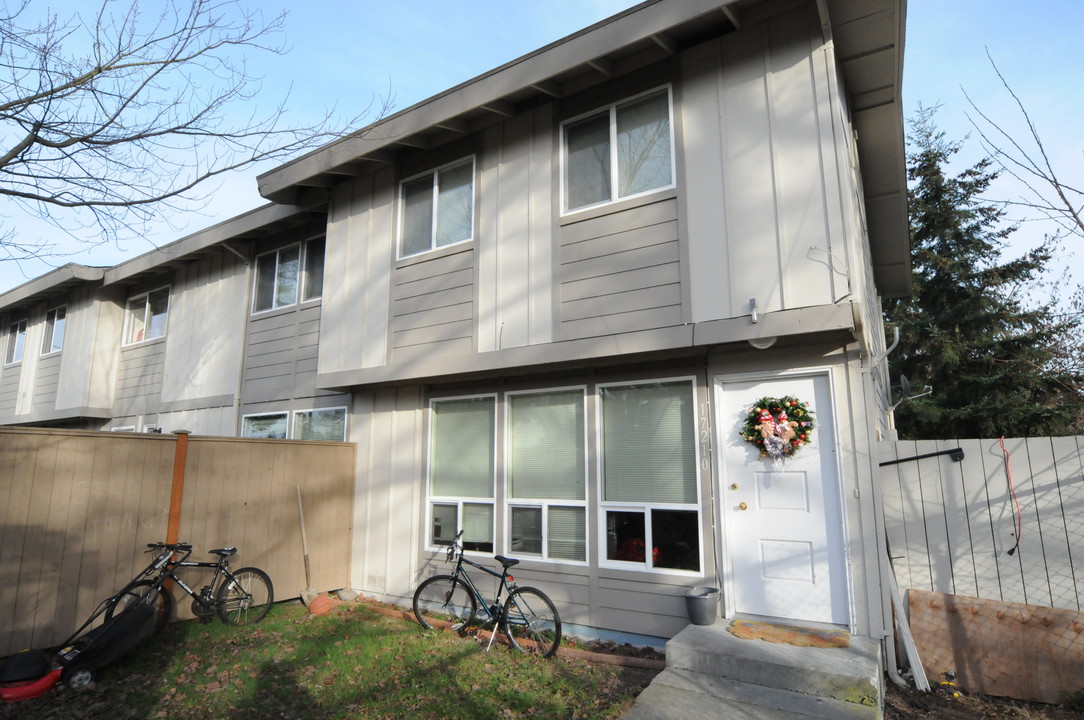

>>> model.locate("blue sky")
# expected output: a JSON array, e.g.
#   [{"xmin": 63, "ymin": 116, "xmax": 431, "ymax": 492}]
[{"xmin": 0, "ymin": 0, "xmax": 1080, "ymax": 295}]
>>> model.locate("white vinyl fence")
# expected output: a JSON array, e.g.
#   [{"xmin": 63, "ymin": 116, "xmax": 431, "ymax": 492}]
[{"xmin": 880, "ymin": 437, "xmax": 1084, "ymax": 612}]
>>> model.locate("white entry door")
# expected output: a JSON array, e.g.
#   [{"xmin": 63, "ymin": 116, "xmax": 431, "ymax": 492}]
[{"xmin": 715, "ymin": 372, "xmax": 849, "ymax": 625}]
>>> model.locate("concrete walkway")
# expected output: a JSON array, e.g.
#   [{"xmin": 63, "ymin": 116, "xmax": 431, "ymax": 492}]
[{"xmin": 623, "ymin": 619, "xmax": 883, "ymax": 719}]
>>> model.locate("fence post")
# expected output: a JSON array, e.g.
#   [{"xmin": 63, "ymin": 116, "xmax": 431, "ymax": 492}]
[{"xmin": 166, "ymin": 431, "xmax": 190, "ymax": 544}]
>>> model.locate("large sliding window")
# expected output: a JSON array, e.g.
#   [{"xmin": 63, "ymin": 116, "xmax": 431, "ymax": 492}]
[
  {"xmin": 399, "ymin": 158, "xmax": 474, "ymax": 258},
  {"xmin": 506, "ymin": 389, "xmax": 587, "ymax": 562},
  {"xmin": 599, "ymin": 380, "xmax": 700, "ymax": 572},
  {"xmin": 253, "ymin": 237, "xmax": 325, "ymax": 313},
  {"xmin": 562, "ymin": 87, "xmax": 674, "ymax": 213},
  {"xmin": 241, "ymin": 407, "xmax": 347, "ymax": 441},
  {"xmin": 428, "ymin": 396, "xmax": 496, "ymax": 553}
]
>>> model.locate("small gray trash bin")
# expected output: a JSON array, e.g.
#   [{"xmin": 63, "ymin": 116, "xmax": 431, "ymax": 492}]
[{"xmin": 684, "ymin": 586, "xmax": 720, "ymax": 625}]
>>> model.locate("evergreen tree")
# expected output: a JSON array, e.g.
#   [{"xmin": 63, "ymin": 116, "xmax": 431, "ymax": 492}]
[{"xmin": 883, "ymin": 108, "xmax": 1084, "ymax": 439}]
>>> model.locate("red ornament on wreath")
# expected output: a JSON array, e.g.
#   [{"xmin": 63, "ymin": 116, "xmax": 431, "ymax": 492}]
[{"xmin": 739, "ymin": 396, "xmax": 815, "ymax": 458}]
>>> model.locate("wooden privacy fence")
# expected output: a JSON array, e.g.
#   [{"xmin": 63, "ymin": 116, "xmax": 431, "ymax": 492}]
[
  {"xmin": 0, "ymin": 427, "xmax": 356, "ymax": 656},
  {"xmin": 880, "ymin": 437, "xmax": 1084, "ymax": 612}
]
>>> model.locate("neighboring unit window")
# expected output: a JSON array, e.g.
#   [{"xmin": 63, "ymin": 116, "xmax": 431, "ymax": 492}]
[
  {"xmin": 428, "ymin": 396, "xmax": 495, "ymax": 552},
  {"xmin": 293, "ymin": 407, "xmax": 347, "ymax": 441},
  {"xmin": 5, "ymin": 319, "xmax": 27, "ymax": 364},
  {"xmin": 125, "ymin": 287, "xmax": 169, "ymax": 345},
  {"xmin": 563, "ymin": 87, "xmax": 674, "ymax": 212},
  {"xmin": 599, "ymin": 380, "xmax": 700, "ymax": 572},
  {"xmin": 241, "ymin": 413, "xmax": 288, "ymax": 439},
  {"xmin": 253, "ymin": 237, "xmax": 325, "ymax": 313},
  {"xmin": 42, "ymin": 306, "xmax": 66, "ymax": 355},
  {"xmin": 399, "ymin": 158, "xmax": 474, "ymax": 258},
  {"xmin": 507, "ymin": 389, "xmax": 587, "ymax": 562}
]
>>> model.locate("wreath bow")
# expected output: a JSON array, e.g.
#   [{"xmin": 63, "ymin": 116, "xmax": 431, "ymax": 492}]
[{"xmin": 740, "ymin": 396, "xmax": 814, "ymax": 458}]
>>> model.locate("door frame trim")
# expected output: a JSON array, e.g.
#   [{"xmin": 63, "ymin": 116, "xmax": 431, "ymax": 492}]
[{"xmin": 711, "ymin": 366, "xmax": 854, "ymax": 627}]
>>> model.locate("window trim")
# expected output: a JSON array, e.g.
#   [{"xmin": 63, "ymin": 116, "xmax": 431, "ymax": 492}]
[
  {"xmin": 425, "ymin": 393, "xmax": 497, "ymax": 555},
  {"xmin": 41, "ymin": 305, "xmax": 67, "ymax": 356},
  {"xmin": 560, "ymin": 85, "xmax": 677, "ymax": 216},
  {"xmin": 397, "ymin": 156, "xmax": 476, "ymax": 260},
  {"xmin": 503, "ymin": 386, "xmax": 589, "ymax": 565},
  {"xmin": 251, "ymin": 236, "xmax": 325, "ymax": 315},
  {"xmin": 5, "ymin": 318, "xmax": 27, "ymax": 365},
  {"xmin": 291, "ymin": 406, "xmax": 348, "ymax": 442},
  {"xmin": 123, "ymin": 286, "xmax": 170, "ymax": 347},
  {"xmin": 595, "ymin": 376, "xmax": 704, "ymax": 575}
]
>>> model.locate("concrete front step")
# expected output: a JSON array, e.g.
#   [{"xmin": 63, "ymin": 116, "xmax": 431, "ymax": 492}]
[
  {"xmin": 623, "ymin": 620, "xmax": 884, "ymax": 719},
  {"xmin": 623, "ymin": 668, "xmax": 880, "ymax": 720},
  {"xmin": 665, "ymin": 621, "xmax": 882, "ymax": 708}
]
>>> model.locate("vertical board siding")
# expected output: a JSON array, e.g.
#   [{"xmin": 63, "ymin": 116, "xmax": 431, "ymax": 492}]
[
  {"xmin": 558, "ymin": 198, "xmax": 682, "ymax": 340},
  {"xmin": 0, "ymin": 428, "xmax": 354, "ymax": 655},
  {"xmin": 881, "ymin": 437, "xmax": 1084, "ymax": 612}
]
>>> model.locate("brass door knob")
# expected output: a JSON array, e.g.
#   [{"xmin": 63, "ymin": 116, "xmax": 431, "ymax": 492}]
[
  {"xmin": 738, "ymin": 502, "xmax": 748, "ymax": 511},
  {"xmin": 730, "ymin": 483, "xmax": 739, "ymax": 491}
]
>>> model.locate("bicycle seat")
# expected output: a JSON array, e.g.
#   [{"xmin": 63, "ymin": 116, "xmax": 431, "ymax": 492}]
[
  {"xmin": 209, "ymin": 547, "xmax": 237, "ymax": 557},
  {"xmin": 494, "ymin": 555, "xmax": 519, "ymax": 569}
]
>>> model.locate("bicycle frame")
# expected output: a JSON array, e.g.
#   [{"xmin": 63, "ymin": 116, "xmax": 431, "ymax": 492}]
[
  {"xmin": 127, "ymin": 543, "xmax": 252, "ymax": 612},
  {"xmin": 447, "ymin": 554, "xmax": 514, "ymax": 624}
]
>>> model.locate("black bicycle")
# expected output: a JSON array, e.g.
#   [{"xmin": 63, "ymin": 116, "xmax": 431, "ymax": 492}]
[
  {"xmin": 108, "ymin": 541, "xmax": 274, "ymax": 629},
  {"xmin": 412, "ymin": 531, "xmax": 561, "ymax": 658}
]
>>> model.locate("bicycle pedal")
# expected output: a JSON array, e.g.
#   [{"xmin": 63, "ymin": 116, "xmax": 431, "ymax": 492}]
[{"xmin": 198, "ymin": 615, "xmax": 213, "ymax": 624}]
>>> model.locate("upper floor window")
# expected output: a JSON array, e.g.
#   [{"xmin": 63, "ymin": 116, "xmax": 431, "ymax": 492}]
[
  {"xmin": 399, "ymin": 158, "xmax": 474, "ymax": 258},
  {"xmin": 41, "ymin": 306, "xmax": 66, "ymax": 355},
  {"xmin": 124, "ymin": 287, "xmax": 170, "ymax": 345},
  {"xmin": 5, "ymin": 319, "xmax": 27, "ymax": 364},
  {"xmin": 562, "ymin": 87, "xmax": 675, "ymax": 213},
  {"xmin": 253, "ymin": 237, "xmax": 325, "ymax": 314}
]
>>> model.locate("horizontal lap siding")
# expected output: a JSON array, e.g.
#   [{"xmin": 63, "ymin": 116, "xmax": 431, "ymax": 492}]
[
  {"xmin": 0, "ymin": 366, "xmax": 19, "ymax": 413},
  {"xmin": 390, "ymin": 251, "xmax": 474, "ymax": 360},
  {"xmin": 116, "ymin": 341, "xmax": 166, "ymax": 410},
  {"xmin": 244, "ymin": 305, "xmax": 323, "ymax": 401},
  {"xmin": 559, "ymin": 199, "xmax": 682, "ymax": 340},
  {"xmin": 32, "ymin": 355, "xmax": 62, "ymax": 412}
]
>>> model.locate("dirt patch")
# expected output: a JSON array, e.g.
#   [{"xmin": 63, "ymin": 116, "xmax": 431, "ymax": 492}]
[{"xmin": 886, "ymin": 682, "xmax": 1084, "ymax": 719}]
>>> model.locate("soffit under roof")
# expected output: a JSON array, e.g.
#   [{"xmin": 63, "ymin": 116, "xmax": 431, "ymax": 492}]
[{"xmin": 258, "ymin": 0, "xmax": 909, "ymax": 297}]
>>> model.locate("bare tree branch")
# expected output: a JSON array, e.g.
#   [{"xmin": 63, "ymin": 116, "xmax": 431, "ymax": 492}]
[
  {"xmin": 963, "ymin": 50, "xmax": 1084, "ymax": 241},
  {"xmin": 0, "ymin": 0, "xmax": 390, "ymax": 257}
]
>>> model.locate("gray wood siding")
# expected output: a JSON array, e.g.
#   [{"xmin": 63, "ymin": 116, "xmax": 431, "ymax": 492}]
[
  {"xmin": 161, "ymin": 251, "xmax": 248, "ymax": 404},
  {"xmin": 558, "ymin": 198, "xmax": 683, "ymax": 341},
  {"xmin": 243, "ymin": 304, "xmax": 325, "ymax": 402},
  {"xmin": 115, "ymin": 340, "xmax": 166, "ymax": 414},
  {"xmin": 682, "ymin": 2, "xmax": 846, "ymax": 324},
  {"xmin": 31, "ymin": 354, "xmax": 61, "ymax": 412},
  {"xmin": 390, "ymin": 248, "xmax": 475, "ymax": 363},
  {"xmin": 0, "ymin": 363, "xmax": 19, "ymax": 413}
]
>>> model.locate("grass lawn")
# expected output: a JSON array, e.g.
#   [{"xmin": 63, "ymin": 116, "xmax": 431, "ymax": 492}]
[{"xmin": 1, "ymin": 602, "xmax": 660, "ymax": 719}]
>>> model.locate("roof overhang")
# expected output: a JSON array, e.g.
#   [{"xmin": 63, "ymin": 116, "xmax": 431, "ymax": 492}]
[
  {"xmin": 258, "ymin": 0, "xmax": 909, "ymax": 297},
  {"xmin": 0, "ymin": 264, "xmax": 106, "ymax": 313}
]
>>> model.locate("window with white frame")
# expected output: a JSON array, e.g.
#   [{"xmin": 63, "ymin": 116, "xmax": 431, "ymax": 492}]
[
  {"xmin": 253, "ymin": 237, "xmax": 325, "ymax": 313},
  {"xmin": 5, "ymin": 319, "xmax": 27, "ymax": 364},
  {"xmin": 399, "ymin": 158, "xmax": 474, "ymax": 258},
  {"xmin": 241, "ymin": 413, "xmax": 288, "ymax": 439},
  {"xmin": 41, "ymin": 306, "xmax": 66, "ymax": 355},
  {"xmin": 562, "ymin": 87, "xmax": 675, "ymax": 213},
  {"xmin": 124, "ymin": 287, "xmax": 169, "ymax": 345},
  {"xmin": 599, "ymin": 380, "xmax": 700, "ymax": 572},
  {"xmin": 506, "ymin": 389, "xmax": 587, "ymax": 562},
  {"xmin": 293, "ymin": 407, "xmax": 347, "ymax": 441},
  {"xmin": 428, "ymin": 396, "xmax": 495, "ymax": 552}
]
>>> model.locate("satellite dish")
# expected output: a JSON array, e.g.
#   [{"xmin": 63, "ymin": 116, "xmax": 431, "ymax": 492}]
[
  {"xmin": 900, "ymin": 375, "xmax": 912, "ymax": 399},
  {"xmin": 892, "ymin": 374, "xmax": 932, "ymax": 411}
]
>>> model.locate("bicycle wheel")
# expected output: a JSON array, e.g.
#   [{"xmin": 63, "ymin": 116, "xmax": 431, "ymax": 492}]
[
  {"xmin": 503, "ymin": 587, "xmax": 561, "ymax": 658},
  {"xmin": 216, "ymin": 567, "xmax": 273, "ymax": 625},
  {"xmin": 105, "ymin": 580, "xmax": 172, "ymax": 634},
  {"xmin": 413, "ymin": 575, "xmax": 476, "ymax": 632}
]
